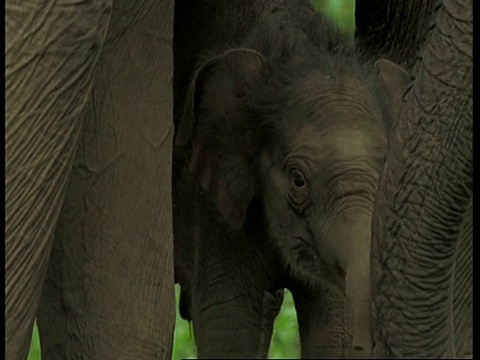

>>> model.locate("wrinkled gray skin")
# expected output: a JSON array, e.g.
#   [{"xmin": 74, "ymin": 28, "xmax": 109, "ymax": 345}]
[
  {"xmin": 6, "ymin": 1, "xmax": 175, "ymax": 359},
  {"xmin": 356, "ymin": 0, "xmax": 472, "ymax": 357},
  {"xmin": 173, "ymin": 0, "xmax": 409, "ymax": 358}
]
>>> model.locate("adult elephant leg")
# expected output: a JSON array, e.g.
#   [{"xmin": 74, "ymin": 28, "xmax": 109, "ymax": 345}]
[
  {"xmin": 36, "ymin": 0, "xmax": 175, "ymax": 359},
  {"xmin": 372, "ymin": 0, "xmax": 472, "ymax": 357},
  {"xmin": 291, "ymin": 285, "xmax": 351, "ymax": 359},
  {"xmin": 5, "ymin": 2, "xmax": 111, "ymax": 359}
]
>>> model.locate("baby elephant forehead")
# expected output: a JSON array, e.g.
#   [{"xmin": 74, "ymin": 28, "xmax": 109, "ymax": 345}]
[
  {"xmin": 289, "ymin": 120, "xmax": 388, "ymax": 167},
  {"xmin": 287, "ymin": 77, "xmax": 383, "ymax": 128},
  {"xmin": 299, "ymin": 74, "xmax": 375, "ymax": 104},
  {"xmin": 328, "ymin": 127, "xmax": 387, "ymax": 161}
]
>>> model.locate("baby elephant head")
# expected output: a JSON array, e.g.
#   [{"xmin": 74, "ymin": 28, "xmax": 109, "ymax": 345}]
[{"xmin": 176, "ymin": 48, "xmax": 410, "ymax": 353}]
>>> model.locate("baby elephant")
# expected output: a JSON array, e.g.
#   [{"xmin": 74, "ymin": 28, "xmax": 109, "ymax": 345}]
[{"xmin": 173, "ymin": 0, "xmax": 410, "ymax": 358}]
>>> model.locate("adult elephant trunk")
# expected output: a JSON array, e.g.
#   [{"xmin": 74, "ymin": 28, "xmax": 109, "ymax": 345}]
[{"xmin": 371, "ymin": 0, "xmax": 472, "ymax": 357}]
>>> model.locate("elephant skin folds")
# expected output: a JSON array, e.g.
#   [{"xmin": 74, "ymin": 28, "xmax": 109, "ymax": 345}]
[
  {"xmin": 6, "ymin": 0, "xmax": 177, "ymax": 359},
  {"xmin": 371, "ymin": 0, "xmax": 472, "ymax": 356},
  {"xmin": 6, "ymin": 1, "xmax": 112, "ymax": 358}
]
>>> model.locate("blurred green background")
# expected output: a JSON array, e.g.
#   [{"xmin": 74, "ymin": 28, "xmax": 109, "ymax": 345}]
[{"xmin": 26, "ymin": 1, "xmax": 354, "ymax": 359}]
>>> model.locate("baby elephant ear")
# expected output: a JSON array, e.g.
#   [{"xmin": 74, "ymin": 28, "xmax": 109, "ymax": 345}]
[
  {"xmin": 375, "ymin": 59, "xmax": 411, "ymax": 118},
  {"xmin": 175, "ymin": 48, "xmax": 266, "ymax": 229}
]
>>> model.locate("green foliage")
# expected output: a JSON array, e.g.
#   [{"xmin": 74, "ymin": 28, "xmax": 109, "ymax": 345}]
[
  {"xmin": 311, "ymin": 0, "xmax": 355, "ymax": 33},
  {"xmin": 28, "ymin": 322, "xmax": 41, "ymax": 360},
  {"xmin": 173, "ymin": 285, "xmax": 197, "ymax": 359},
  {"xmin": 268, "ymin": 290, "xmax": 300, "ymax": 359},
  {"xmin": 26, "ymin": 2, "xmax": 354, "ymax": 359}
]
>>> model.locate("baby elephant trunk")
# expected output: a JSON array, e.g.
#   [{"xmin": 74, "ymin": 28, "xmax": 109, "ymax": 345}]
[
  {"xmin": 334, "ymin": 221, "xmax": 373, "ymax": 356},
  {"xmin": 346, "ymin": 253, "xmax": 372, "ymax": 356}
]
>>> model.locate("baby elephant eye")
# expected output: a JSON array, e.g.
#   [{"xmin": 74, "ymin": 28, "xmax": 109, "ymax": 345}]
[
  {"xmin": 288, "ymin": 168, "xmax": 309, "ymax": 211},
  {"xmin": 290, "ymin": 169, "xmax": 306, "ymax": 188}
]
